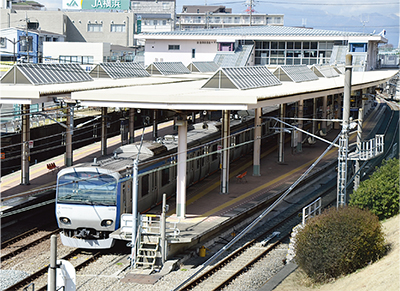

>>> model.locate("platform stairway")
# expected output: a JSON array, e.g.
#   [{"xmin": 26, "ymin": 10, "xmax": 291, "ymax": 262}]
[{"xmin": 134, "ymin": 214, "xmax": 163, "ymax": 270}]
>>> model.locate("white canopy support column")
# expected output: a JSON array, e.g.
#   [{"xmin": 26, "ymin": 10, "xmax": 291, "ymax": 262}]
[
  {"xmin": 176, "ymin": 116, "xmax": 187, "ymax": 218},
  {"xmin": 333, "ymin": 94, "xmax": 341, "ymax": 129},
  {"xmin": 65, "ymin": 103, "xmax": 74, "ymax": 167},
  {"xmin": 221, "ymin": 110, "xmax": 230, "ymax": 193},
  {"xmin": 21, "ymin": 104, "xmax": 30, "ymax": 185},
  {"xmin": 278, "ymin": 104, "xmax": 285, "ymax": 164},
  {"xmin": 129, "ymin": 108, "xmax": 135, "ymax": 144},
  {"xmin": 298, "ymin": 99, "xmax": 304, "ymax": 153},
  {"xmin": 101, "ymin": 107, "xmax": 107, "ymax": 156},
  {"xmin": 321, "ymin": 95, "xmax": 328, "ymax": 135},
  {"xmin": 152, "ymin": 109, "xmax": 158, "ymax": 139},
  {"xmin": 253, "ymin": 107, "xmax": 261, "ymax": 176}
]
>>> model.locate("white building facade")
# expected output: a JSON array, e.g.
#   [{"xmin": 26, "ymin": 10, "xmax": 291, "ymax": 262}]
[{"xmin": 137, "ymin": 26, "xmax": 387, "ymax": 70}]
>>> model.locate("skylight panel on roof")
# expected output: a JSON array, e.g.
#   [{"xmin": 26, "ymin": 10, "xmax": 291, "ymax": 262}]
[
  {"xmin": 202, "ymin": 66, "xmax": 281, "ymax": 90},
  {"xmin": 188, "ymin": 61, "xmax": 220, "ymax": 72},
  {"xmin": 90, "ymin": 62, "xmax": 150, "ymax": 79},
  {"xmin": 1, "ymin": 63, "xmax": 93, "ymax": 85},
  {"xmin": 146, "ymin": 62, "xmax": 191, "ymax": 75},
  {"xmin": 311, "ymin": 65, "xmax": 340, "ymax": 78},
  {"xmin": 273, "ymin": 65, "xmax": 319, "ymax": 83}
]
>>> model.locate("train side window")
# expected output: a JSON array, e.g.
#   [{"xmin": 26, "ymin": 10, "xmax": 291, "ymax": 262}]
[
  {"xmin": 141, "ymin": 174, "xmax": 149, "ymax": 197},
  {"xmin": 161, "ymin": 168, "xmax": 170, "ymax": 187}
]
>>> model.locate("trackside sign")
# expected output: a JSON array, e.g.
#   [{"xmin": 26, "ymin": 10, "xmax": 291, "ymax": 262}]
[{"xmin": 62, "ymin": 0, "xmax": 130, "ymax": 10}]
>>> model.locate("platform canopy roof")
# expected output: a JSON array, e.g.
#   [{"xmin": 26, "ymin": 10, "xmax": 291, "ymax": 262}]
[{"xmin": 0, "ymin": 66, "xmax": 396, "ymax": 110}]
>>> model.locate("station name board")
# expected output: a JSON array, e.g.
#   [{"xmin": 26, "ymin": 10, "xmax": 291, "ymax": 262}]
[{"xmin": 62, "ymin": 0, "xmax": 130, "ymax": 10}]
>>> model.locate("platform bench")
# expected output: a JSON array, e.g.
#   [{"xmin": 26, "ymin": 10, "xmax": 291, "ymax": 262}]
[{"xmin": 236, "ymin": 171, "xmax": 247, "ymax": 183}]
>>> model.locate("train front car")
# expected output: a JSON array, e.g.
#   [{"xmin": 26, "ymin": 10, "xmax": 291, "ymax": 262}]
[{"xmin": 56, "ymin": 167, "xmax": 120, "ymax": 249}]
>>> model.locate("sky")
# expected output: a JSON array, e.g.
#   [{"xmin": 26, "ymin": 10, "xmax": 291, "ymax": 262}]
[{"xmin": 39, "ymin": 0, "xmax": 399, "ymax": 47}]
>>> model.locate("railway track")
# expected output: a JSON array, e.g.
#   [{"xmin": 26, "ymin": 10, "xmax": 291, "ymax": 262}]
[
  {"xmin": 3, "ymin": 247, "xmax": 104, "ymax": 291},
  {"xmin": 1, "ymin": 228, "xmax": 60, "ymax": 262},
  {"xmin": 176, "ymin": 171, "xmax": 338, "ymax": 291}
]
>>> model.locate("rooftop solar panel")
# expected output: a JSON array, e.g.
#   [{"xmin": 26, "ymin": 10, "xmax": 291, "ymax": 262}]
[
  {"xmin": 147, "ymin": 62, "xmax": 191, "ymax": 75},
  {"xmin": 6, "ymin": 63, "xmax": 93, "ymax": 85},
  {"xmin": 91, "ymin": 62, "xmax": 150, "ymax": 79},
  {"xmin": 202, "ymin": 66, "xmax": 281, "ymax": 90},
  {"xmin": 273, "ymin": 65, "xmax": 319, "ymax": 83}
]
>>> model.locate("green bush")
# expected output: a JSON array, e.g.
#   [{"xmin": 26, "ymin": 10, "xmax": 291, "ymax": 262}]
[
  {"xmin": 349, "ymin": 158, "xmax": 399, "ymax": 220},
  {"xmin": 294, "ymin": 207, "xmax": 386, "ymax": 283}
]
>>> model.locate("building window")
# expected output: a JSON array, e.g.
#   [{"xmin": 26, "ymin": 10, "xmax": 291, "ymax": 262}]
[
  {"xmin": 218, "ymin": 42, "xmax": 234, "ymax": 51},
  {"xmin": 59, "ymin": 56, "xmax": 94, "ymax": 64},
  {"xmin": 168, "ymin": 44, "xmax": 180, "ymax": 50},
  {"xmin": 163, "ymin": 3, "xmax": 168, "ymax": 10},
  {"xmin": 192, "ymin": 48, "xmax": 195, "ymax": 58},
  {"xmin": 111, "ymin": 24, "xmax": 126, "ymax": 32},
  {"xmin": 87, "ymin": 23, "xmax": 103, "ymax": 32},
  {"xmin": 350, "ymin": 43, "xmax": 367, "ymax": 52},
  {"xmin": 0, "ymin": 37, "xmax": 6, "ymax": 48}
]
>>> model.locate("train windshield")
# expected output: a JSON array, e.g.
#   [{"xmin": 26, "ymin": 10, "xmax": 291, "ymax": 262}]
[{"xmin": 57, "ymin": 172, "xmax": 117, "ymax": 206}]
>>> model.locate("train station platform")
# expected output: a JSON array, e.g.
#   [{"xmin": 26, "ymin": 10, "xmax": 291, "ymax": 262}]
[
  {"xmin": 110, "ymin": 100, "xmax": 388, "ymax": 259},
  {"xmin": 0, "ymin": 120, "xmax": 175, "ymax": 211},
  {"xmin": 1, "ymin": 100, "xmax": 388, "ymax": 262}
]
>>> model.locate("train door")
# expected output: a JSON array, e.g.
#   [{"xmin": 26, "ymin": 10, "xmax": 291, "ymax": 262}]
[
  {"xmin": 151, "ymin": 171, "xmax": 158, "ymax": 206},
  {"xmin": 209, "ymin": 143, "xmax": 220, "ymax": 173},
  {"xmin": 120, "ymin": 181, "xmax": 132, "ymax": 214},
  {"xmin": 201, "ymin": 146, "xmax": 210, "ymax": 177},
  {"xmin": 187, "ymin": 152, "xmax": 194, "ymax": 186},
  {"xmin": 192, "ymin": 150, "xmax": 201, "ymax": 183}
]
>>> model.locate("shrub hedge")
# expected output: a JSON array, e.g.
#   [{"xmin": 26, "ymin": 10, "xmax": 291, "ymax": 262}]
[
  {"xmin": 349, "ymin": 158, "xmax": 399, "ymax": 220},
  {"xmin": 294, "ymin": 206, "xmax": 386, "ymax": 283}
]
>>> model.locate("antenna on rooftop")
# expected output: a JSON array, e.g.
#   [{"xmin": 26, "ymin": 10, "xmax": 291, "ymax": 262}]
[{"xmin": 360, "ymin": 15, "xmax": 369, "ymax": 33}]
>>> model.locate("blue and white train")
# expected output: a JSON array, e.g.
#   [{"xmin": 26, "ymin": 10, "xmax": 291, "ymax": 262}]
[{"xmin": 55, "ymin": 118, "xmax": 262, "ymax": 249}]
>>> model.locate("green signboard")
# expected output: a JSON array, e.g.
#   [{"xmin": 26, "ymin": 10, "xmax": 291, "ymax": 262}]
[{"xmin": 63, "ymin": 0, "xmax": 130, "ymax": 10}]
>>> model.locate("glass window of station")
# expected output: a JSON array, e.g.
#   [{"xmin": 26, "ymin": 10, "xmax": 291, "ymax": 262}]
[{"xmin": 255, "ymin": 41, "xmax": 343, "ymax": 66}]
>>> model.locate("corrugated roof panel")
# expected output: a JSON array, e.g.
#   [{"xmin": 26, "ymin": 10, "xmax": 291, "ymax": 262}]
[
  {"xmin": 147, "ymin": 62, "xmax": 191, "ymax": 75},
  {"xmin": 1, "ymin": 63, "xmax": 93, "ymax": 85},
  {"xmin": 142, "ymin": 25, "xmax": 374, "ymax": 38},
  {"xmin": 311, "ymin": 65, "xmax": 340, "ymax": 78},
  {"xmin": 90, "ymin": 62, "xmax": 150, "ymax": 79},
  {"xmin": 188, "ymin": 61, "xmax": 220, "ymax": 72},
  {"xmin": 202, "ymin": 66, "xmax": 281, "ymax": 90},
  {"xmin": 273, "ymin": 65, "xmax": 319, "ymax": 82}
]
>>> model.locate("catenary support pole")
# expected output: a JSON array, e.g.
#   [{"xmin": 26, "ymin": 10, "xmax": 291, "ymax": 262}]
[
  {"xmin": 354, "ymin": 108, "xmax": 363, "ymax": 191},
  {"xmin": 337, "ymin": 54, "xmax": 352, "ymax": 207}
]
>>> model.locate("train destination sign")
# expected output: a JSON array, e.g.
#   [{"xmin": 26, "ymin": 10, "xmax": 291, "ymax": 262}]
[{"xmin": 62, "ymin": 0, "xmax": 130, "ymax": 10}]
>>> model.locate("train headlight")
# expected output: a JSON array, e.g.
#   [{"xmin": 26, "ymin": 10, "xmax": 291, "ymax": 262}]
[
  {"xmin": 101, "ymin": 219, "xmax": 113, "ymax": 227},
  {"xmin": 60, "ymin": 217, "xmax": 71, "ymax": 224}
]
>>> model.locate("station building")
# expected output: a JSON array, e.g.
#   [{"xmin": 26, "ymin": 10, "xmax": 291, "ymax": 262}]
[{"xmin": 136, "ymin": 25, "xmax": 387, "ymax": 70}]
